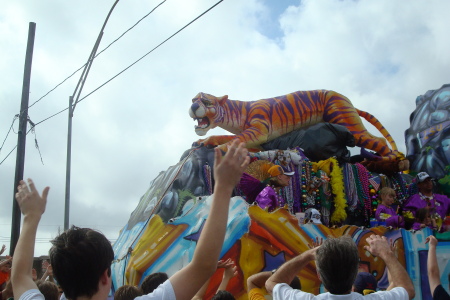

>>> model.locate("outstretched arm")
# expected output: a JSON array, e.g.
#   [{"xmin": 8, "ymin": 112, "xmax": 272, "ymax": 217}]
[
  {"xmin": 364, "ymin": 235, "xmax": 414, "ymax": 299},
  {"xmin": 169, "ymin": 140, "xmax": 250, "ymax": 300},
  {"xmin": 266, "ymin": 248, "xmax": 317, "ymax": 295},
  {"xmin": 11, "ymin": 179, "xmax": 49, "ymax": 299},
  {"xmin": 425, "ymin": 235, "xmax": 440, "ymax": 295},
  {"xmin": 0, "ymin": 245, "xmax": 6, "ymax": 256},
  {"xmin": 265, "ymin": 237, "xmax": 322, "ymax": 295},
  {"xmin": 247, "ymin": 271, "xmax": 271, "ymax": 292},
  {"xmin": 217, "ymin": 260, "xmax": 237, "ymax": 292}
]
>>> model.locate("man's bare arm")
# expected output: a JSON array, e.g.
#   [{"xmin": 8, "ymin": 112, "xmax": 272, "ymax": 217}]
[
  {"xmin": 169, "ymin": 140, "xmax": 249, "ymax": 300},
  {"xmin": 11, "ymin": 179, "xmax": 49, "ymax": 299},
  {"xmin": 247, "ymin": 271, "xmax": 271, "ymax": 291},
  {"xmin": 364, "ymin": 235, "xmax": 415, "ymax": 300},
  {"xmin": 425, "ymin": 235, "xmax": 440, "ymax": 295},
  {"xmin": 265, "ymin": 248, "xmax": 316, "ymax": 295}
]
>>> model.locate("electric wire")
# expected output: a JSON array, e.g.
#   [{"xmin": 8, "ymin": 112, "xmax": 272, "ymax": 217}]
[
  {"xmin": 33, "ymin": 0, "xmax": 224, "ymax": 125},
  {"xmin": 0, "ymin": 115, "xmax": 19, "ymax": 155},
  {"xmin": 0, "ymin": 0, "xmax": 223, "ymax": 165},
  {"xmin": 75, "ymin": 0, "xmax": 224, "ymax": 106},
  {"xmin": 24, "ymin": 0, "xmax": 167, "ymax": 113}
]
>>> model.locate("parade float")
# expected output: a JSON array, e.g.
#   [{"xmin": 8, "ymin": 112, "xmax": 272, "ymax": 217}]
[{"xmin": 111, "ymin": 87, "xmax": 450, "ymax": 300}]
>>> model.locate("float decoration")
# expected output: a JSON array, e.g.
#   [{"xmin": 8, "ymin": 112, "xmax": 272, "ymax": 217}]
[
  {"xmin": 110, "ymin": 89, "xmax": 450, "ymax": 300},
  {"xmin": 189, "ymin": 90, "xmax": 406, "ymax": 162},
  {"xmin": 405, "ymin": 83, "xmax": 450, "ymax": 185}
]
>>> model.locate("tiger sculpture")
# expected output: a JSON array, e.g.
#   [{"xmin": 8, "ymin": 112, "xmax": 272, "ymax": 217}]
[{"xmin": 189, "ymin": 90, "xmax": 405, "ymax": 161}]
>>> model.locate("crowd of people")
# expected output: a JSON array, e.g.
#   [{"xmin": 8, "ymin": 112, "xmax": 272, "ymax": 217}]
[
  {"xmin": 2, "ymin": 141, "xmax": 450, "ymax": 300},
  {"xmin": 374, "ymin": 172, "xmax": 450, "ymax": 232}
]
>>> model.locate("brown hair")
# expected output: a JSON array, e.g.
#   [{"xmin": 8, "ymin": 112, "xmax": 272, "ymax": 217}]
[
  {"xmin": 36, "ymin": 280, "xmax": 59, "ymax": 300},
  {"xmin": 114, "ymin": 285, "xmax": 143, "ymax": 300}
]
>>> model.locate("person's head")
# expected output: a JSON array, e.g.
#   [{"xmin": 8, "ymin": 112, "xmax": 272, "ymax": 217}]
[
  {"xmin": 140, "ymin": 272, "xmax": 168, "ymax": 294},
  {"xmin": 113, "ymin": 285, "xmax": 143, "ymax": 300},
  {"xmin": 379, "ymin": 187, "xmax": 396, "ymax": 206},
  {"xmin": 268, "ymin": 165, "xmax": 294, "ymax": 188},
  {"xmin": 0, "ymin": 260, "xmax": 11, "ymax": 273},
  {"xmin": 36, "ymin": 280, "xmax": 60, "ymax": 300},
  {"xmin": 416, "ymin": 208, "xmax": 431, "ymax": 225},
  {"xmin": 352, "ymin": 272, "xmax": 377, "ymax": 295},
  {"xmin": 416, "ymin": 172, "xmax": 433, "ymax": 193},
  {"xmin": 211, "ymin": 290, "xmax": 235, "ymax": 300},
  {"xmin": 315, "ymin": 236, "xmax": 359, "ymax": 294},
  {"xmin": 49, "ymin": 226, "xmax": 114, "ymax": 300}
]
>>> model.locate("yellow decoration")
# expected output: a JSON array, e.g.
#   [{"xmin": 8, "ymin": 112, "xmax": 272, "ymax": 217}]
[
  {"xmin": 402, "ymin": 211, "xmax": 415, "ymax": 221},
  {"xmin": 125, "ymin": 215, "xmax": 188, "ymax": 286},
  {"xmin": 313, "ymin": 158, "xmax": 347, "ymax": 224}
]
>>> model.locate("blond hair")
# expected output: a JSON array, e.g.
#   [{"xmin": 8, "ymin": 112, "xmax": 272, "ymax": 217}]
[{"xmin": 379, "ymin": 187, "xmax": 395, "ymax": 197}]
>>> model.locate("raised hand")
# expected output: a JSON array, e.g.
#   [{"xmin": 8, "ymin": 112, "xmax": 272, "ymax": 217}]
[
  {"xmin": 42, "ymin": 260, "xmax": 49, "ymax": 270},
  {"xmin": 425, "ymin": 235, "xmax": 438, "ymax": 247},
  {"xmin": 213, "ymin": 140, "xmax": 250, "ymax": 190},
  {"xmin": 364, "ymin": 235, "xmax": 392, "ymax": 258},
  {"xmin": 217, "ymin": 258, "xmax": 233, "ymax": 269},
  {"xmin": 308, "ymin": 237, "xmax": 324, "ymax": 249},
  {"xmin": 223, "ymin": 261, "xmax": 238, "ymax": 280},
  {"xmin": 15, "ymin": 179, "xmax": 49, "ymax": 218}
]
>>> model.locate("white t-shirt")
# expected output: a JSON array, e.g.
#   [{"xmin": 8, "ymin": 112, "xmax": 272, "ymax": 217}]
[
  {"xmin": 273, "ymin": 283, "xmax": 409, "ymax": 300},
  {"xmin": 135, "ymin": 280, "xmax": 176, "ymax": 300},
  {"xmin": 19, "ymin": 289, "xmax": 44, "ymax": 300},
  {"xmin": 20, "ymin": 280, "xmax": 176, "ymax": 300}
]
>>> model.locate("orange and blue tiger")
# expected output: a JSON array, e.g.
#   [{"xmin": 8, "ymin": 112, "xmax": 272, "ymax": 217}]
[{"xmin": 189, "ymin": 89, "xmax": 404, "ymax": 161}]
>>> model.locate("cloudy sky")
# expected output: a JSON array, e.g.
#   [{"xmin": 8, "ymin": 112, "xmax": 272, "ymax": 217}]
[{"xmin": 1, "ymin": 0, "xmax": 449, "ymax": 256}]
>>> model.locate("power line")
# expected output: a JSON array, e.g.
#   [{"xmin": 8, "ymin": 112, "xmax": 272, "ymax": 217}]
[
  {"xmin": 40, "ymin": 0, "xmax": 225, "ymax": 120},
  {"xmin": 0, "ymin": 115, "xmax": 19, "ymax": 155},
  {"xmin": 76, "ymin": 0, "xmax": 224, "ymax": 105},
  {"xmin": 1, "ymin": 0, "xmax": 168, "ymax": 165},
  {"xmin": 0, "ymin": 0, "xmax": 224, "ymax": 165},
  {"xmin": 24, "ymin": 0, "xmax": 167, "ymax": 113}
]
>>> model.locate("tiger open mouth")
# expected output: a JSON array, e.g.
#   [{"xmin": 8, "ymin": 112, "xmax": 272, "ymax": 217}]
[{"xmin": 194, "ymin": 117, "xmax": 210, "ymax": 130}]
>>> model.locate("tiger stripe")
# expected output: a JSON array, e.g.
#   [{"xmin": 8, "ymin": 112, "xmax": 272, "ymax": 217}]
[{"xmin": 190, "ymin": 90, "xmax": 403, "ymax": 160}]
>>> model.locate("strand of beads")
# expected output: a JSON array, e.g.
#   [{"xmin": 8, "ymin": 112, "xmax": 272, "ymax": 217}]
[
  {"xmin": 392, "ymin": 173, "xmax": 408, "ymax": 204},
  {"xmin": 368, "ymin": 179, "xmax": 378, "ymax": 218},
  {"xmin": 300, "ymin": 158, "xmax": 320, "ymax": 210},
  {"xmin": 203, "ymin": 163, "xmax": 213, "ymax": 195},
  {"xmin": 355, "ymin": 163, "xmax": 371, "ymax": 224},
  {"xmin": 300, "ymin": 160, "xmax": 309, "ymax": 210},
  {"xmin": 344, "ymin": 163, "xmax": 358, "ymax": 212},
  {"xmin": 291, "ymin": 163, "xmax": 302, "ymax": 213}
]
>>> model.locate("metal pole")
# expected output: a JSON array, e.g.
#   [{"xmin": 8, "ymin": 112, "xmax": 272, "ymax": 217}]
[
  {"xmin": 64, "ymin": 96, "xmax": 73, "ymax": 231},
  {"xmin": 10, "ymin": 22, "xmax": 36, "ymax": 256}
]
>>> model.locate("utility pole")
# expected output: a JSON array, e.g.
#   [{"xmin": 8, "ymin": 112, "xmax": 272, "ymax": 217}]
[
  {"xmin": 64, "ymin": 96, "xmax": 73, "ymax": 230},
  {"xmin": 10, "ymin": 22, "xmax": 36, "ymax": 256},
  {"xmin": 64, "ymin": 0, "xmax": 119, "ymax": 230}
]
